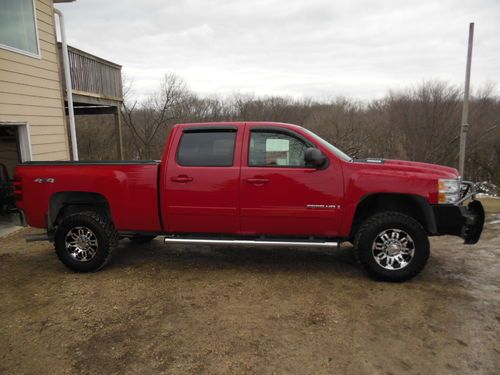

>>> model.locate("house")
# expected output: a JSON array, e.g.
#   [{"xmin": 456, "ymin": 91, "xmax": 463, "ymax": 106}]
[
  {"xmin": 0, "ymin": 0, "xmax": 123, "ymax": 226},
  {"xmin": 0, "ymin": 0, "xmax": 124, "ymax": 176}
]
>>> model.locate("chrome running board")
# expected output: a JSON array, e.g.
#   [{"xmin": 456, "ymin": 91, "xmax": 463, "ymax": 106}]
[
  {"xmin": 164, "ymin": 237, "xmax": 338, "ymax": 247},
  {"xmin": 25, "ymin": 233, "xmax": 50, "ymax": 242}
]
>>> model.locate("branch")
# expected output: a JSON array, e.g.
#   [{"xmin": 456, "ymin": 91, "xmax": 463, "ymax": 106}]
[{"xmin": 469, "ymin": 124, "xmax": 500, "ymax": 150}]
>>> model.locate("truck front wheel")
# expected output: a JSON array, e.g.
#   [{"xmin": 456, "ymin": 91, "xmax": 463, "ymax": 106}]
[
  {"xmin": 354, "ymin": 212, "xmax": 430, "ymax": 282},
  {"xmin": 54, "ymin": 211, "xmax": 118, "ymax": 272}
]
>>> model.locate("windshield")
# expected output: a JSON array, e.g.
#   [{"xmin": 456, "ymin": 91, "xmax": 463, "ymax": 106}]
[{"xmin": 303, "ymin": 129, "xmax": 353, "ymax": 162}]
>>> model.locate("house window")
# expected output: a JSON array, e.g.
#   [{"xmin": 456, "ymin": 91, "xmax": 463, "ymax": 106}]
[{"xmin": 0, "ymin": 0, "xmax": 40, "ymax": 57}]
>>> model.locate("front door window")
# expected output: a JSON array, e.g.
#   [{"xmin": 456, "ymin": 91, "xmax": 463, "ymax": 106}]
[{"xmin": 249, "ymin": 131, "xmax": 308, "ymax": 167}]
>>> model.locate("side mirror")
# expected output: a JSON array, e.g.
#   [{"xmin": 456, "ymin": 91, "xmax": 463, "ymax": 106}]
[{"xmin": 304, "ymin": 148, "xmax": 327, "ymax": 168}]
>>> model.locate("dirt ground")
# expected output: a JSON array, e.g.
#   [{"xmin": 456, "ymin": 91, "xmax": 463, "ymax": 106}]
[{"xmin": 0, "ymin": 215, "xmax": 499, "ymax": 375}]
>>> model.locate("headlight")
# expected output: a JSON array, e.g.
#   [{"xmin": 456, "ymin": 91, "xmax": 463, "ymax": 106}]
[{"xmin": 438, "ymin": 178, "xmax": 460, "ymax": 204}]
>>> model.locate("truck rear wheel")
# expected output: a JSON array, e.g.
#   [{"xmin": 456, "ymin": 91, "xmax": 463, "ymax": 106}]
[
  {"xmin": 354, "ymin": 212, "xmax": 429, "ymax": 282},
  {"xmin": 54, "ymin": 211, "xmax": 118, "ymax": 272}
]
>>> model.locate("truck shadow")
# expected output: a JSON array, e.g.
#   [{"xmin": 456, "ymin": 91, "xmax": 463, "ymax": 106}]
[{"xmin": 109, "ymin": 239, "xmax": 361, "ymax": 276}]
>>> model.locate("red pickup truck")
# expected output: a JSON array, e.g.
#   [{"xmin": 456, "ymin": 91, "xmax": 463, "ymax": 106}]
[{"xmin": 14, "ymin": 122, "xmax": 485, "ymax": 281}]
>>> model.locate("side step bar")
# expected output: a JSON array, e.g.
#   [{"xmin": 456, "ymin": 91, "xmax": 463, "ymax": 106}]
[
  {"xmin": 26, "ymin": 233, "xmax": 50, "ymax": 242},
  {"xmin": 164, "ymin": 237, "xmax": 338, "ymax": 248}
]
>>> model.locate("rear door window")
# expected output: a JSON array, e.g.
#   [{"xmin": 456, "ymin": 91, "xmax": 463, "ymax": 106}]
[{"xmin": 177, "ymin": 130, "xmax": 236, "ymax": 167}]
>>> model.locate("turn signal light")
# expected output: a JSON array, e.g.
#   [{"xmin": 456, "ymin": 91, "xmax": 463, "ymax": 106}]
[{"xmin": 438, "ymin": 178, "xmax": 460, "ymax": 204}]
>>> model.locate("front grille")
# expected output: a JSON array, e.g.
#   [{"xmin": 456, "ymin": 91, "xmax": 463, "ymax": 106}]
[{"xmin": 459, "ymin": 182, "xmax": 470, "ymax": 201}]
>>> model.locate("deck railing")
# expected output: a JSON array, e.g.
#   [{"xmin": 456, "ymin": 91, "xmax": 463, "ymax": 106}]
[{"xmin": 58, "ymin": 43, "xmax": 123, "ymax": 102}]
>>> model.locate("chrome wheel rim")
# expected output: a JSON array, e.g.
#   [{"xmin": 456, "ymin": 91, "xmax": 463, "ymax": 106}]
[
  {"xmin": 372, "ymin": 229, "xmax": 415, "ymax": 270},
  {"xmin": 65, "ymin": 226, "xmax": 98, "ymax": 262}
]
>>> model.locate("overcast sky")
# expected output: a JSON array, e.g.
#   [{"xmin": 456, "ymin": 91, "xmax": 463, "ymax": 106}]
[{"xmin": 55, "ymin": 0, "xmax": 500, "ymax": 101}]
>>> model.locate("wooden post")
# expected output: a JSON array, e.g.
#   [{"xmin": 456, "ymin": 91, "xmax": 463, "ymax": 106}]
[
  {"xmin": 459, "ymin": 22, "xmax": 474, "ymax": 178},
  {"xmin": 114, "ymin": 105, "xmax": 124, "ymax": 160}
]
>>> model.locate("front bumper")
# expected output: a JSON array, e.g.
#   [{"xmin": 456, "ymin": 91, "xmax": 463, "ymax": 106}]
[{"xmin": 432, "ymin": 200, "xmax": 485, "ymax": 244}]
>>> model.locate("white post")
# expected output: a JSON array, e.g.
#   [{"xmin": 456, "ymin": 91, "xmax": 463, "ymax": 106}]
[
  {"xmin": 458, "ymin": 22, "xmax": 474, "ymax": 178},
  {"xmin": 54, "ymin": 8, "xmax": 78, "ymax": 161}
]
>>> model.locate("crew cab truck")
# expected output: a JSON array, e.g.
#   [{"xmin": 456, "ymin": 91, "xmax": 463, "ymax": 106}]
[{"xmin": 13, "ymin": 122, "xmax": 485, "ymax": 281}]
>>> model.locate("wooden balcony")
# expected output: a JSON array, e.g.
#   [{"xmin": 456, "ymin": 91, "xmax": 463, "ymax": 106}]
[
  {"xmin": 58, "ymin": 43, "xmax": 123, "ymax": 108},
  {"xmin": 57, "ymin": 43, "xmax": 124, "ymax": 159}
]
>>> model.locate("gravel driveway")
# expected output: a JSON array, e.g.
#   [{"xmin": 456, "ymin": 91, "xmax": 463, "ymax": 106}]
[{"xmin": 0, "ymin": 215, "xmax": 499, "ymax": 374}]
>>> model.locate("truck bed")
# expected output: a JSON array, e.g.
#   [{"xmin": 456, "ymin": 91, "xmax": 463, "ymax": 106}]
[{"xmin": 15, "ymin": 161, "xmax": 162, "ymax": 232}]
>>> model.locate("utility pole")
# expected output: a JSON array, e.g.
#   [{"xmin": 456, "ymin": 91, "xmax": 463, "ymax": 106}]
[{"xmin": 458, "ymin": 22, "xmax": 474, "ymax": 178}]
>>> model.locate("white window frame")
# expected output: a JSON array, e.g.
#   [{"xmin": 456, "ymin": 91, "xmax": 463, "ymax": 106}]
[
  {"xmin": 0, "ymin": 0, "xmax": 41, "ymax": 59},
  {"xmin": 0, "ymin": 122, "xmax": 33, "ymax": 162}
]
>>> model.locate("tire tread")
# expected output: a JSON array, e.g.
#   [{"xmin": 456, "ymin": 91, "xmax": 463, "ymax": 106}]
[
  {"xmin": 55, "ymin": 211, "xmax": 118, "ymax": 272},
  {"xmin": 354, "ymin": 211, "xmax": 430, "ymax": 282}
]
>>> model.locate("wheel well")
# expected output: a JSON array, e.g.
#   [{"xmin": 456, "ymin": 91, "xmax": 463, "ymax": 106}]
[
  {"xmin": 350, "ymin": 193, "xmax": 436, "ymax": 239},
  {"xmin": 48, "ymin": 192, "xmax": 111, "ymax": 230}
]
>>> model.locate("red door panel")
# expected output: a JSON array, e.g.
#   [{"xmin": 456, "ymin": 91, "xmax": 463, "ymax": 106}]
[
  {"xmin": 163, "ymin": 126, "xmax": 243, "ymax": 234},
  {"xmin": 239, "ymin": 125, "xmax": 343, "ymax": 237}
]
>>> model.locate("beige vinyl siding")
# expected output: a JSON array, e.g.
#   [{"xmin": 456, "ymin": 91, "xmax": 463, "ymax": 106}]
[
  {"xmin": 0, "ymin": 104, "xmax": 64, "ymax": 117},
  {"xmin": 32, "ymin": 142, "xmax": 68, "ymax": 154},
  {"xmin": 0, "ymin": 52, "xmax": 59, "ymax": 72},
  {"xmin": 0, "ymin": 69, "xmax": 62, "ymax": 90},
  {"xmin": 0, "ymin": 92, "xmax": 62, "ymax": 107},
  {"xmin": 30, "ymin": 133, "xmax": 67, "ymax": 145},
  {"xmin": 0, "ymin": 82, "xmax": 60, "ymax": 98},
  {"xmin": 0, "ymin": 0, "xmax": 69, "ymax": 161},
  {"xmin": 1, "ymin": 115, "xmax": 64, "ymax": 127}
]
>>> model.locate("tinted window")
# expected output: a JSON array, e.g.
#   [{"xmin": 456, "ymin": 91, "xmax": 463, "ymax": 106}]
[
  {"xmin": 177, "ymin": 130, "xmax": 236, "ymax": 166},
  {"xmin": 249, "ymin": 131, "xmax": 308, "ymax": 167}
]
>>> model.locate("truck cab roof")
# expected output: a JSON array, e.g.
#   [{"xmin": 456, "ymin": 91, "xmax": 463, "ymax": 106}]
[{"xmin": 174, "ymin": 121, "xmax": 304, "ymax": 131}]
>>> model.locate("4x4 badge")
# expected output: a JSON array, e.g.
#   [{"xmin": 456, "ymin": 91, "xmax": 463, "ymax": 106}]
[{"xmin": 34, "ymin": 178, "xmax": 55, "ymax": 184}]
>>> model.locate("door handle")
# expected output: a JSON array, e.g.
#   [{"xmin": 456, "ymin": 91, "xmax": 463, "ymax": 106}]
[
  {"xmin": 246, "ymin": 177, "xmax": 270, "ymax": 184},
  {"xmin": 171, "ymin": 175, "xmax": 193, "ymax": 183}
]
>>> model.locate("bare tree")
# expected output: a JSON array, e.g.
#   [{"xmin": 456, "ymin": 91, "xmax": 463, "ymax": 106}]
[
  {"xmin": 78, "ymin": 77, "xmax": 500, "ymax": 185},
  {"xmin": 122, "ymin": 73, "xmax": 189, "ymax": 159}
]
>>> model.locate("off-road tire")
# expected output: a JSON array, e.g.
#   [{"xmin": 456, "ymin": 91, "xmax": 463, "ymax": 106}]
[
  {"xmin": 354, "ymin": 211, "xmax": 430, "ymax": 282},
  {"xmin": 54, "ymin": 211, "xmax": 118, "ymax": 272},
  {"xmin": 129, "ymin": 234, "xmax": 157, "ymax": 244}
]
